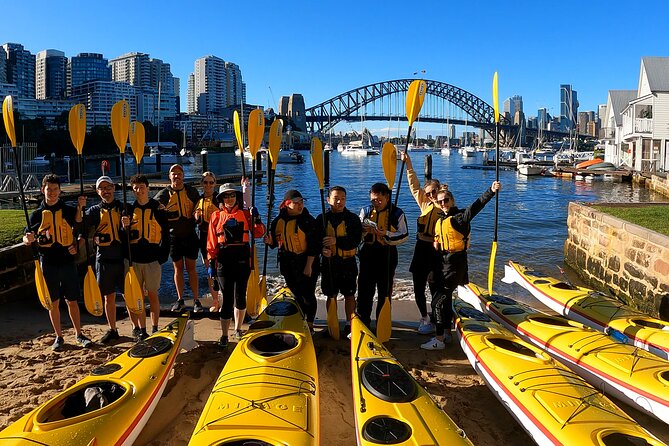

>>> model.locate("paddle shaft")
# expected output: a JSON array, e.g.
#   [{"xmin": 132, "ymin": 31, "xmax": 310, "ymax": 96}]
[
  {"xmin": 250, "ymin": 155, "xmax": 255, "ymax": 270},
  {"xmin": 78, "ymin": 155, "xmax": 93, "ymax": 263},
  {"xmin": 262, "ymin": 167, "xmax": 276, "ymax": 277},
  {"xmin": 394, "ymin": 123, "xmax": 415, "ymax": 207},
  {"xmin": 119, "ymin": 155, "xmax": 134, "ymax": 265},
  {"xmin": 493, "ymin": 122, "xmax": 499, "ymax": 241}
]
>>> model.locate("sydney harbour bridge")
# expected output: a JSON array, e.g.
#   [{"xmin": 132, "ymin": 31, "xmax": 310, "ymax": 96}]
[{"xmin": 302, "ymin": 79, "xmax": 571, "ymax": 143}]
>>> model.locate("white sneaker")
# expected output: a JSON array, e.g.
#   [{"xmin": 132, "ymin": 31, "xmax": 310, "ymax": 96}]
[
  {"xmin": 417, "ymin": 317, "xmax": 436, "ymax": 335},
  {"xmin": 421, "ymin": 337, "xmax": 446, "ymax": 351}
]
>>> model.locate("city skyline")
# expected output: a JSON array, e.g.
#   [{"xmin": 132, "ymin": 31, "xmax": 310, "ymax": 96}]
[{"xmin": 3, "ymin": 0, "xmax": 669, "ymax": 130}]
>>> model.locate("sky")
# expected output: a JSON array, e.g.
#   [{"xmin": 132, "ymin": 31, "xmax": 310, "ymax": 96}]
[{"xmin": 4, "ymin": 0, "xmax": 669, "ymax": 136}]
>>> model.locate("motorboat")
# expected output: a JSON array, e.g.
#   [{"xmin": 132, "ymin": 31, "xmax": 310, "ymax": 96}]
[
  {"xmin": 460, "ymin": 146, "xmax": 477, "ymax": 157},
  {"xmin": 142, "ymin": 144, "xmax": 195, "ymax": 165},
  {"xmin": 25, "ymin": 155, "xmax": 51, "ymax": 167},
  {"xmin": 277, "ymin": 149, "xmax": 304, "ymax": 164},
  {"xmin": 517, "ymin": 164, "xmax": 544, "ymax": 176}
]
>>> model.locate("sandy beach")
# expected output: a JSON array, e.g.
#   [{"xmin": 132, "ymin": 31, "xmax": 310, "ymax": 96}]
[{"xmin": 1, "ymin": 290, "xmax": 668, "ymax": 445}]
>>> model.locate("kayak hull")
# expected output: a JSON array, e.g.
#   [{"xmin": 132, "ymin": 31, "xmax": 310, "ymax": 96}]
[
  {"xmin": 453, "ymin": 298, "xmax": 663, "ymax": 446},
  {"xmin": 459, "ymin": 282, "xmax": 669, "ymax": 424},
  {"xmin": 349, "ymin": 316, "xmax": 472, "ymax": 446},
  {"xmin": 0, "ymin": 316, "xmax": 189, "ymax": 446},
  {"xmin": 503, "ymin": 261, "xmax": 669, "ymax": 360},
  {"xmin": 188, "ymin": 288, "xmax": 319, "ymax": 446}
]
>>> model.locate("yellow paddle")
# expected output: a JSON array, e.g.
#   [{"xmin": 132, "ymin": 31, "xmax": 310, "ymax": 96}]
[
  {"xmin": 111, "ymin": 100, "xmax": 144, "ymax": 315},
  {"xmin": 3, "ymin": 96, "xmax": 51, "ymax": 310},
  {"xmin": 68, "ymin": 104, "xmax": 103, "ymax": 316},
  {"xmin": 245, "ymin": 109, "xmax": 265, "ymax": 317},
  {"xmin": 129, "ymin": 121, "xmax": 146, "ymax": 167},
  {"xmin": 488, "ymin": 72, "xmax": 500, "ymax": 296},
  {"xmin": 260, "ymin": 119, "xmax": 283, "ymax": 311},
  {"xmin": 394, "ymin": 79, "xmax": 427, "ymax": 206},
  {"xmin": 376, "ymin": 142, "xmax": 399, "ymax": 343},
  {"xmin": 233, "ymin": 110, "xmax": 247, "ymax": 178},
  {"xmin": 311, "ymin": 137, "xmax": 339, "ymax": 339}
]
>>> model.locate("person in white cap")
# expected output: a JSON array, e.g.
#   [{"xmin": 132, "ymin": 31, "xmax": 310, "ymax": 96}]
[
  {"xmin": 154, "ymin": 164, "xmax": 203, "ymax": 313},
  {"xmin": 207, "ymin": 183, "xmax": 265, "ymax": 347},
  {"xmin": 77, "ymin": 175, "xmax": 128, "ymax": 344}
]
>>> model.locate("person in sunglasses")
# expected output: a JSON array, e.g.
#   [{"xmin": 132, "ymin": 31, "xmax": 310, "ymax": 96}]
[
  {"xmin": 194, "ymin": 172, "xmax": 220, "ymax": 311},
  {"xmin": 400, "ymin": 152, "xmax": 443, "ymax": 335},
  {"xmin": 421, "ymin": 180, "xmax": 501, "ymax": 351}
]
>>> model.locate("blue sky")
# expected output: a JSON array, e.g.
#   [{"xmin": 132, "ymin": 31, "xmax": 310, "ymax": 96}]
[{"xmin": 4, "ymin": 0, "xmax": 669, "ymax": 135}]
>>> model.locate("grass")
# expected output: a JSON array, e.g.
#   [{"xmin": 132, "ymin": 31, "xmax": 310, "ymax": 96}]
[
  {"xmin": 594, "ymin": 204, "xmax": 669, "ymax": 236},
  {"xmin": 0, "ymin": 210, "xmax": 26, "ymax": 248}
]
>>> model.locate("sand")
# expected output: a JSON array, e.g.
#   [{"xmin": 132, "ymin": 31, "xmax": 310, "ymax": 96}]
[{"xmin": 1, "ymin": 291, "xmax": 668, "ymax": 445}]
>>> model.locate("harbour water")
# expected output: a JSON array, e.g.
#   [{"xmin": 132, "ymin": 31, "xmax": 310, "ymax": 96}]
[{"xmin": 148, "ymin": 149, "xmax": 664, "ymax": 306}]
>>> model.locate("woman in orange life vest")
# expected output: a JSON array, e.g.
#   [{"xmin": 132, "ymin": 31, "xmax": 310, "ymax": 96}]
[
  {"xmin": 194, "ymin": 171, "xmax": 220, "ymax": 312},
  {"xmin": 206, "ymin": 183, "xmax": 265, "ymax": 348},
  {"xmin": 421, "ymin": 180, "xmax": 501, "ymax": 351}
]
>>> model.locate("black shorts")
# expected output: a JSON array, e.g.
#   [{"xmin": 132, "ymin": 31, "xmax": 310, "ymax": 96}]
[
  {"xmin": 96, "ymin": 260, "xmax": 126, "ymax": 296},
  {"xmin": 321, "ymin": 257, "xmax": 358, "ymax": 297},
  {"xmin": 42, "ymin": 260, "xmax": 80, "ymax": 302},
  {"xmin": 170, "ymin": 232, "xmax": 199, "ymax": 261}
]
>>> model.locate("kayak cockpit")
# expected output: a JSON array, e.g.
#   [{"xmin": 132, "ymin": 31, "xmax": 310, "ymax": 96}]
[
  {"xmin": 35, "ymin": 381, "xmax": 129, "ymax": 427},
  {"xmin": 248, "ymin": 332, "xmax": 299, "ymax": 358}
]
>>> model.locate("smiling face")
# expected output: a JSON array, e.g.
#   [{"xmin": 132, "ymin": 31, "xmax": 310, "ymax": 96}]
[
  {"xmin": 96, "ymin": 181, "xmax": 115, "ymax": 204},
  {"xmin": 369, "ymin": 192, "xmax": 389, "ymax": 212},
  {"xmin": 202, "ymin": 175, "xmax": 216, "ymax": 196},
  {"xmin": 132, "ymin": 182, "xmax": 149, "ymax": 204},
  {"xmin": 221, "ymin": 191, "xmax": 237, "ymax": 209},
  {"xmin": 436, "ymin": 191, "xmax": 453, "ymax": 212},
  {"xmin": 42, "ymin": 182, "xmax": 61, "ymax": 206},
  {"xmin": 328, "ymin": 190, "xmax": 346, "ymax": 213},
  {"xmin": 169, "ymin": 168, "xmax": 184, "ymax": 190},
  {"xmin": 424, "ymin": 185, "xmax": 439, "ymax": 204}
]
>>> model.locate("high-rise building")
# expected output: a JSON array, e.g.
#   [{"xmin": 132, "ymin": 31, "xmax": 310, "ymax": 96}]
[
  {"xmin": 192, "ymin": 55, "xmax": 228, "ymax": 114},
  {"xmin": 225, "ymin": 62, "xmax": 243, "ymax": 107},
  {"xmin": 448, "ymin": 124, "xmax": 455, "ymax": 140},
  {"xmin": 187, "ymin": 74, "xmax": 195, "ymax": 114},
  {"xmin": 503, "ymin": 95, "xmax": 523, "ymax": 120},
  {"xmin": 36, "ymin": 49, "xmax": 67, "ymax": 99},
  {"xmin": 109, "ymin": 52, "xmax": 151, "ymax": 87},
  {"xmin": 67, "ymin": 53, "xmax": 112, "ymax": 96},
  {"xmin": 560, "ymin": 84, "xmax": 579, "ymax": 131},
  {"xmin": 0, "ymin": 53, "xmax": 6, "ymax": 83},
  {"xmin": 173, "ymin": 76, "xmax": 181, "ymax": 114},
  {"xmin": 1, "ymin": 43, "xmax": 35, "ymax": 98},
  {"xmin": 537, "ymin": 108, "xmax": 550, "ymax": 129}
]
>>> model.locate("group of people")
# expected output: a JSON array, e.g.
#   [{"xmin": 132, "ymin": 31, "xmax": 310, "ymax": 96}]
[{"xmin": 24, "ymin": 156, "xmax": 501, "ymax": 352}]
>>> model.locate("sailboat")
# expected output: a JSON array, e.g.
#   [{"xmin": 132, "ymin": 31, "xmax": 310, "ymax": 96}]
[{"xmin": 460, "ymin": 118, "xmax": 476, "ymax": 157}]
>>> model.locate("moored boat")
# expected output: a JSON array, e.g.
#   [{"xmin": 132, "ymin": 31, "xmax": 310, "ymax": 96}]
[
  {"xmin": 503, "ymin": 261, "xmax": 669, "ymax": 361},
  {"xmin": 188, "ymin": 288, "xmax": 319, "ymax": 445},
  {"xmin": 0, "ymin": 316, "xmax": 190, "ymax": 446},
  {"xmin": 350, "ymin": 315, "xmax": 472, "ymax": 446},
  {"xmin": 517, "ymin": 164, "xmax": 544, "ymax": 176},
  {"xmin": 576, "ymin": 158, "xmax": 604, "ymax": 169},
  {"xmin": 453, "ymin": 298, "xmax": 665, "ymax": 446},
  {"xmin": 458, "ymin": 282, "xmax": 669, "ymax": 424}
]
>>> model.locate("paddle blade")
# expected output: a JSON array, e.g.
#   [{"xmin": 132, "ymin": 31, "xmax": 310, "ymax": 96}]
[
  {"xmin": 406, "ymin": 80, "xmax": 427, "ymax": 126},
  {"xmin": 2, "ymin": 96, "xmax": 17, "ymax": 147},
  {"xmin": 124, "ymin": 267, "xmax": 145, "ymax": 315},
  {"xmin": 259, "ymin": 275, "xmax": 268, "ymax": 313},
  {"xmin": 83, "ymin": 266, "xmax": 103, "ymax": 317},
  {"xmin": 376, "ymin": 299, "xmax": 392, "ymax": 343},
  {"xmin": 34, "ymin": 259, "xmax": 52, "ymax": 310},
  {"xmin": 68, "ymin": 104, "xmax": 86, "ymax": 154},
  {"xmin": 233, "ymin": 110, "xmax": 244, "ymax": 151},
  {"xmin": 311, "ymin": 137, "xmax": 324, "ymax": 189},
  {"xmin": 247, "ymin": 109, "xmax": 265, "ymax": 158},
  {"xmin": 493, "ymin": 72, "xmax": 500, "ymax": 124},
  {"xmin": 129, "ymin": 121, "xmax": 146, "ymax": 164},
  {"xmin": 268, "ymin": 119, "xmax": 283, "ymax": 168},
  {"xmin": 382, "ymin": 142, "xmax": 397, "ymax": 189},
  {"xmin": 488, "ymin": 241, "xmax": 498, "ymax": 295},
  {"xmin": 246, "ymin": 245, "xmax": 261, "ymax": 317},
  {"xmin": 327, "ymin": 298, "xmax": 340, "ymax": 340},
  {"xmin": 111, "ymin": 100, "xmax": 131, "ymax": 153}
]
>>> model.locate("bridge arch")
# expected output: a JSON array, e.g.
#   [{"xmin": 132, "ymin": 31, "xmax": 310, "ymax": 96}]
[{"xmin": 305, "ymin": 79, "xmax": 509, "ymax": 135}]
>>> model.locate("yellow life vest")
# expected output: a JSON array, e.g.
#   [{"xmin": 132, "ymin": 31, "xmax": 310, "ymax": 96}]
[
  {"xmin": 96, "ymin": 207, "xmax": 122, "ymax": 247},
  {"xmin": 129, "ymin": 207, "xmax": 162, "ymax": 245},
  {"xmin": 434, "ymin": 216, "xmax": 469, "ymax": 253},
  {"xmin": 37, "ymin": 209, "xmax": 74, "ymax": 248},
  {"xmin": 275, "ymin": 218, "xmax": 307, "ymax": 255},
  {"xmin": 364, "ymin": 207, "xmax": 397, "ymax": 245},
  {"xmin": 165, "ymin": 188, "xmax": 195, "ymax": 222},
  {"xmin": 325, "ymin": 219, "xmax": 356, "ymax": 258},
  {"xmin": 195, "ymin": 196, "xmax": 217, "ymax": 224},
  {"xmin": 416, "ymin": 203, "xmax": 441, "ymax": 240}
]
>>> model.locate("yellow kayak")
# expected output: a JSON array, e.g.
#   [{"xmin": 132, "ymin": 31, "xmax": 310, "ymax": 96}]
[
  {"xmin": 453, "ymin": 298, "xmax": 665, "ymax": 446},
  {"xmin": 350, "ymin": 316, "xmax": 473, "ymax": 446},
  {"xmin": 504, "ymin": 260, "xmax": 669, "ymax": 360},
  {"xmin": 189, "ymin": 288, "xmax": 319, "ymax": 446},
  {"xmin": 459, "ymin": 282, "xmax": 669, "ymax": 424},
  {"xmin": 0, "ymin": 316, "xmax": 189, "ymax": 446}
]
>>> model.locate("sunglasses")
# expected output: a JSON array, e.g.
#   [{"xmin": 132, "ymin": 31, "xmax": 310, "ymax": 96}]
[
  {"xmin": 222, "ymin": 193, "xmax": 236, "ymax": 199},
  {"xmin": 203, "ymin": 180, "xmax": 215, "ymax": 185},
  {"xmin": 437, "ymin": 197, "xmax": 451, "ymax": 205},
  {"xmin": 425, "ymin": 189, "xmax": 437, "ymax": 196}
]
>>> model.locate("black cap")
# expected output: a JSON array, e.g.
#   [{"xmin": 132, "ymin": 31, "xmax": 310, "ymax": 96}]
[{"xmin": 283, "ymin": 189, "xmax": 303, "ymax": 201}]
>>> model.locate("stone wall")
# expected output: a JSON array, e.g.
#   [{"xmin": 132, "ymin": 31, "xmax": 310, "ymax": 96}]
[
  {"xmin": 648, "ymin": 174, "xmax": 669, "ymax": 198},
  {"xmin": 564, "ymin": 202, "xmax": 669, "ymax": 317}
]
